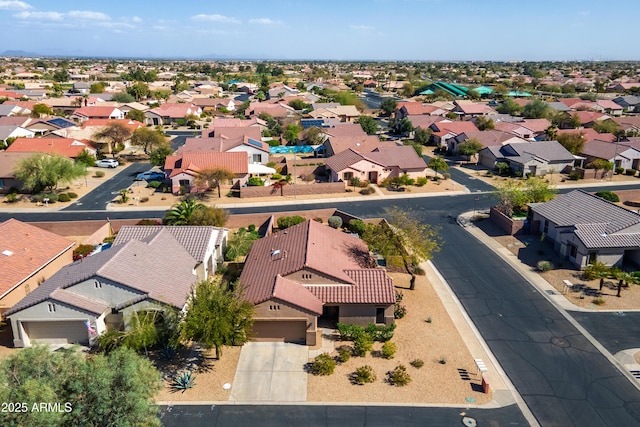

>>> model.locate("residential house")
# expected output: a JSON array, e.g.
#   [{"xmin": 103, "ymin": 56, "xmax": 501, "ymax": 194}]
[
  {"xmin": 613, "ymin": 116, "xmax": 640, "ymax": 134},
  {"xmin": 72, "ymin": 82, "xmax": 91, "ymax": 94},
  {"xmin": 325, "ymin": 145, "xmax": 427, "ymax": 184},
  {"xmin": 322, "ymin": 134, "xmax": 396, "ymax": 157},
  {"xmin": 145, "ymin": 103, "xmax": 202, "ymax": 126},
  {"xmin": 201, "ymin": 117, "xmax": 267, "ymax": 137},
  {"xmin": 530, "ymin": 190, "xmax": 640, "ymax": 269},
  {"xmin": 0, "ymin": 104, "xmax": 24, "ymax": 117},
  {"xmin": 268, "ymin": 84, "xmax": 300, "ymax": 99},
  {"xmin": 612, "ymin": 96, "xmax": 640, "ymax": 113},
  {"xmin": 395, "ymin": 102, "xmax": 444, "ymax": 120},
  {"xmin": 448, "ymin": 130, "xmax": 527, "ymax": 154},
  {"xmin": 117, "ymin": 102, "xmax": 150, "ymax": 117},
  {"xmin": 0, "ymin": 125, "xmax": 34, "ymax": 146},
  {"xmin": 180, "ymin": 133, "xmax": 270, "ymax": 166},
  {"xmin": 6, "ymin": 137, "xmax": 96, "ymax": 158},
  {"xmin": 405, "ymin": 114, "xmax": 445, "ymax": 131},
  {"xmin": 594, "ymin": 99, "xmax": 623, "ymax": 116},
  {"xmin": 478, "ymin": 140, "xmax": 575, "ymax": 176},
  {"xmin": 429, "ymin": 121, "xmax": 479, "ymax": 147},
  {"xmin": 5, "ymin": 230, "xmax": 200, "ymax": 347},
  {"xmin": 494, "ymin": 119, "xmax": 551, "ymax": 140},
  {"xmin": 70, "ymin": 106, "xmax": 125, "ymax": 122},
  {"xmin": 0, "ymin": 152, "xmax": 35, "ymax": 192},
  {"xmin": 308, "ymin": 105, "xmax": 360, "ymax": 122},
  {"xmin": 113, "ymin": 225, "xmax": 228, "ymax": 281},
  {"xmin": 246, "ymin": 101, "xmax": 294, "ymax": 119},
  {"xmin": 164, "ymin": 151, "xmax": 249, "ymax": 194},
  {"xmin": 0, "ymin": 219, "xmax": 75, "ymax": 319},
  {"xmin": 451, "ymin": 101, "xmax": 496, "ymax": 120},
  {"xmin": 580, "ymin": 139, "xmax": 640, "ymax": 171},
  {"xmin": 23, "ymin": 117, "xmax": 76, "ymax": 136},
  {"xmin": 192, "ymin": 98, "xmax": 236, "ymax": 112},
  {"xmin": 240, "ymin": 219, "xmax": 396, "ymax": 345},
  {"xmin": 570, "ymin": 111, "xmax": 610, "ymax": 128},
  {"xmin": 557, "ymin": 128, "xmax": 616, "ymax": 145}
]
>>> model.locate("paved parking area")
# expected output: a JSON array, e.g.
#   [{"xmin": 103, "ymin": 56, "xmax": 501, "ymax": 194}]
[{"xmin": 229, "ymin": 342, "xmax": 309, "ymax": 402}]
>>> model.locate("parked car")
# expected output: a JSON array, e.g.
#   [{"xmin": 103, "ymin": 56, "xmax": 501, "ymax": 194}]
[
  {"xmin": 96, "ymin": 159, "xmax": 119, "ymax": 168},
  {"xmin": 135, "ymin": 171, "xmax": 166, "ymax": 181}
]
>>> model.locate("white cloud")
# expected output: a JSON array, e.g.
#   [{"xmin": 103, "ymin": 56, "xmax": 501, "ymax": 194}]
[
  {"xmin": 191, "ymin": 13, "xmax": 240, "ymax": 24},
  {"xmin": 578, "ymin": 10, "xmax": 590, "ymax": 16},
  {"xmin": 0, "ymin": 1, "xmax": 32, "ymax": 10},
  {"xmin": 67, "ymin": 10, "xmax": 110, "ymax": 21},
  {"xmin": 350, "ymin": 24, "xmax": 374, "ymax": 31},
  {"xmin": 131, "ymin": 16, "xmax": 142, "ymax": 23},
  {"xmin": 14, "ymin": 10, "xmax": 63, "ymax": 20},
  {"xmin": 249, "ymin": 18, "xmax": 282, "ymax": 25}
]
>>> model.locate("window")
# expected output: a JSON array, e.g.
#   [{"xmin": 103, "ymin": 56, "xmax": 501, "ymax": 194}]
[
  {"xmin": 376, "ymin": 308, "xmax": 385, "ymax": 324},
  {"xmin": 343, "ymin": 172, "xmax": 353, "ymax": 181},
  {"xmin": 47, "ymin": 303, "xmax": 56, "ymax": 313},
  {"xmin": 543, "ymin": 220, "xmax": 549, "ymax": 233},
  {"xmin": 569, "ymin": 244, "xmax": 578, "ymax": 258},
  {"xmin": 252, "ymin": 154, "xmax": 261, "ymax": 163}
]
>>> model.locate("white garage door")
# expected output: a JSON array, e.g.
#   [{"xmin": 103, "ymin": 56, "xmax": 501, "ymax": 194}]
[{"xmin": 24, "ymin": 321, "xmax": 89, "ymax": 345}]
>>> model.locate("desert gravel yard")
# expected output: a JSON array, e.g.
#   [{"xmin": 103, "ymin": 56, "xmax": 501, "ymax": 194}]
[{"xmin": 306, "ymin": 273, "xmax": 492, "ymax": 405}]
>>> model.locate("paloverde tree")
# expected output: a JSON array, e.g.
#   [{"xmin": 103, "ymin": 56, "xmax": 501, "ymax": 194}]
[
  {"xmin": 15, "ymin": 153, "xmax": 86, "ymax": 193},
  {"xmin": 180, "ymin": 278, "xmax": 254, "ymax": 359},
  {"xmin": 362, "ymin": 207, "xmax": 442, "ymax": 289},
  {"xmin": 522, "ymin": 99, "xmax": 551, "ymax": 119},
  {"xmin": 557, "ymin": 132, "xmax": 585, "ymax": 154},
  {"xmin": 93, "ymin": 122, "xmax": 132, "ymax": 157},
  {"xmin": 0, "ymin": 346, "xmax": 162, "ymax": 427},
  {"xmin": 131, "ymin": 127, "xmax": 168, "ymax": 154},
  {"xmin": 189, "ymin": 205, "xmax": 229, "ymax": 227},
  {"xmin": 380, "ymin": 98, "xmax": 397, "ymax": 116},
  {"xmin": 194, "ymin": 167, "xmax": 235, "ymax": 198},
  {"xmin": 457, "ymin": 139, "xmax": 483, "ymax": 162}
]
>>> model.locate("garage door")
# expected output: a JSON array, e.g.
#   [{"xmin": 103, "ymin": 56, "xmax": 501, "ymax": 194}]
[
  {"xmin": 252, "ymin": 321, "xmax": 307, "ymax": 344},
  {"xmin": 24, "ymin": 321, "xmax": 89, "ymax": 345}
]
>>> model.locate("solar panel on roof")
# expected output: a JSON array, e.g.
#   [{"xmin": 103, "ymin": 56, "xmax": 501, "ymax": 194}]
[
  {"xmin": 247, "ymin": 139, "xmax": 262, "ymax": 148},
  {"xmin": 48, "ymin": 118, "xmax": 75, "ymax": 128}
]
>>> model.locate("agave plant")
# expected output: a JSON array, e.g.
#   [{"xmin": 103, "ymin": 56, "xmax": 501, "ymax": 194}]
[
  {"xmin": 171, "ymin": 371, "xmax": 196, "ymax": 393},
  {"xmin": 160, "ymin": 344, "xmax": 178, "ymax": 360}
]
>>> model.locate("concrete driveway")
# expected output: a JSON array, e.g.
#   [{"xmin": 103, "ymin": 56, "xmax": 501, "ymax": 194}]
[{"xmin": 229, "ymin": 342, "xmax": 309, "ymax": 402}]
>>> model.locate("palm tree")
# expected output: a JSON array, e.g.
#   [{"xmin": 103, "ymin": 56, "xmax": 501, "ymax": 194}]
[
  {"xmin": 545, "ymin": 124, "xmax": 558, "ymax": 141},
  {"xmin": 164, "ymin": 199, "xmax": 205, "ymax": 225}
]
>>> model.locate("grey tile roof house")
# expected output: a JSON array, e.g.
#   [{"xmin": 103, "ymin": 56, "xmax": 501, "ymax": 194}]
[
  {"xmin": 530, "ymin": 190, "xmax": 640, "ymax": 268},
  {"xmin": 5, "ymin": 229, "xmax": 202, "ymax": 348},
  {"xmin": 478, "ymin": 141, "xmax": 576, "ymax": 176}
]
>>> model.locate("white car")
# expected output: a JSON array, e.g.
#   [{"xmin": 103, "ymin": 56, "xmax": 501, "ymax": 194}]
[{"xmin": 96, "ymin": 159, "xmax": 119, "ymax": 168}]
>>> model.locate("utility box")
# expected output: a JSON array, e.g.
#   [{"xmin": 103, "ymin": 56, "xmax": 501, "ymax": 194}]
[{"xmin": 481, "ymin": 375, "xmax": 490, "ymax": 394}]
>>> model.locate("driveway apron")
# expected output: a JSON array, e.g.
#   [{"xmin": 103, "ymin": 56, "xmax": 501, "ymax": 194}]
[{"xmin": 229, "ymin": 342, "xmax": 308, "ymax": 402}]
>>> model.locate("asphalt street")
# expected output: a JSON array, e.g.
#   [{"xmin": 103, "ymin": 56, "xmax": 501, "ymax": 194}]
[
  {"xmin": 63, "ymin": 162, "xmax": 151, "ymax": 211},
  {"xmin": 572, "ymin": 311, "xmax": 640, "ymax": 356},
  {"xmin": 159, "ymin": 403, "xmax": 528, "ymax": 427},
  {"xmin": 166, "ymin": 130, "xmax": 199, "ymax": 152}
]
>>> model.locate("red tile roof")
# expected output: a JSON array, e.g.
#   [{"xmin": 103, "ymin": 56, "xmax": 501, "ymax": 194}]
[
  {"xmin": 0, "ymin": 219, "xmax": 74, "ymax": 297},
  {"xmin": 165, "ymin": 151, "xmax": 248, "ymax": 178},
  {"xmin": 557, "ymin": 128, "xmax": 616, "ymax": 143},
  {"xmin": 431, "ymin": 121, "xmax": 479, "ymax": 137},
  {"xmin": 82, "ymin": 118, "xmax": 144, "ymax": 132},
  {"xmin": 73, "ymin": 106, "xmax": 121, "ymax": 118},
  {"xmin": 6, "ymin": 137, "xmax": 90, "ymax": 158},
  {"xmin": 149, "ymin": 103, "xmax": 201, "ymax": 118},
  {"xmin": 240, "ymin": 220, "xmax": 396, "ymax": 311},
  {"xmin": 326, "ymin": 135, "xmax": 396, "ymax": 155}
]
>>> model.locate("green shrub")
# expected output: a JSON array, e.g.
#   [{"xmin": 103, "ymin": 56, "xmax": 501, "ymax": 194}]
[
  {"xmin": 43, "ymin": 193, "xmax": 58, "ymax": 203},
  {"xmin": 337, "ymin": 323, "xmax": 364, "ymax": 341},
  {"xmin": 247, "ymin": 176, "xmax": 264, "ymax": 186},
  {"xmin": 277, "ymin": 215, "xmax": 305, "ymax": 229},
  {"xmin": 352, "ymin": 365, "xmax": 377, "ymax": 385},
  {"xmin": 272, "ymin": 173, "xmax": 283, "ymax": 181},
  {"xmin": 410, "ymin": 359, "xmax": 424, "ymax": 369},
  {"xmin": 73, "ymin": 244, "xmax": 95, "ymax": 260},
  {"xmin": 394, "ymin": 303, "xmax": 407, "ymax": 319},
  {"xmin": 416, "ymin": 177, "xmax": 428, "ymax": 187},
  {"xmin": 148, "ymin": 180, "xmax": 162, "ymax": 189},
  {"xmin": 347, "ymin": 219, "xmax": 366, "ymax": 236},
  {"xmin": 67, "ymin": 192, "xmax": 78, "ymax": 199},
  {"xmin": 442, "ymin": 172, "xmax": 451, "ymax": 180},
  {"xmin": 353, "ymin": 332, "xmax": 373, "ymax": 357},
  {"xmin": 337, "ymin": 346, "xmax": 352, "ymax": 363},
  {"xmin": 592, "ymin": 297, "xmax": 606, "ymax": 306},
  {"xmin": 94, "ymin": 170, "xmax": 105, "ymax": 178},
  {"xmin": 595, "ymin": 191, "xmax": 620, "ymax": 202},
  {"xmin": 6, "ymin": 192, "xmax": 17, "ymax": 203},
  {"xmin": 311, "ymin": 353, "xmax": 336, "ymax": 375},
  {"xmin": 140, "ymin": 197, "xmax": 149, "ymax": 203},
  {"xmin": 387, "ymin": 365, "xmax": 411, "ymax": 386},
  {"xmin": 58, "ymin": 193, "xmax": 71, "ymax": 202},
  {"xmin": 327, "ymin": 216, "xmax": 343, "ymax": 229},
  {"xmin": 381, "ymin": 341, "xmax": 397, "ymax": 359},
  {"xmin": 537, "ymin": 260, "xmax": 554, "ymax": 272},
  {"xmin": 359, "ymin": 186, "xmax": 376, "ymax": 195},
  {"xmin": 266, "ymin": 161, "xmax": 277, "ymax": 168},
  {"xmin": 364, "ymin": 323, "xmax": 396, "ymax": 342},
  {"xmin": 248, "ymin": 224, "xmax": 256, "ymax": 232},
  {"xmin": 625, "ymin": 168, "xmax": 637, "ymax": 176},
  {"xmin": 385, "ymin": 255, "xmax": 404, "ymax": 270},
  {"xmin": 349, "ymin": 177, "xmax": 361, "ymax": 187},
  {"xmin": 615, "ymin": 167, "xmax": 625, "ymax": 174},
  {"xmin": 569, "ymin": 171, "xmax": 581, "ymax": 180}
]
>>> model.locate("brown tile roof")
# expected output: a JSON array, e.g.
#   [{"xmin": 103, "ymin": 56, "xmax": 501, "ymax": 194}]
[
  {"xmin": 165, "ymin": 151, "xmax": 248, "ymax": 178},
  {"xmin": 73, "ymin": 106, "xmax": 121, "ymax": 118},
  {"xmin": 406, "ymin": 115, "xmax": 445, "ymax": 129},
  {"xmin": 0, "ymin": 151, "xmax": 36, "ymax": 178},
  {"xmin": 5, "ymin": 230, "xmax": 198, "ymax": 316},
  {"xmin": 0, "ymin": 219, "xmax": 74, "ymax": 298},
  {"xmin": 214, "ymin": 126, "xmax": 262, "ymax": 141},
  {"xmin": 307, "ymin": 269, "xmax": 395, "ymax": 304},
  {"xmin": 240, "ymin": 220, "xmax": 395, "ymax": 311},
  {"xmin": 326, "ymin": 135, "xmax": 396, "ymax": 155},
  {"xmin": 431, "ymin": 121, "xmax": 479, "ymax": 137},
  {"xmin": 273, "ymin": 275, "xmax": 323, "ymax": 315},
  {"xmin": 82, "ymin": 118, "xmax": 144, "ymax": 132},
  {"xmin": 454, "ymin": 130, "xmax": 525, "ymax": 147},
  {"xmin": 322, "ymin": 123, "xmax": 367, "ymax": 138},
  {"xmin": 149, "ymin": 103, "xmax": 201, "ymax": 118},
  {"xmin": 521, "ymin": 119, "xmax": 551, "ymax": 133},
  {"xmin": 179, "ymin": 135, "xmax": 269, "ymax": 154},
  {"xmin": 557, "ymin": 128, "xmax": 616, "ymax": 143},
  {"xmin": 325, "ymin": 148, "xmax": 384, "ymax": 172},
  {"xmin": 6, "ymin": 137, "xmax": 90, "ymax": 158}
]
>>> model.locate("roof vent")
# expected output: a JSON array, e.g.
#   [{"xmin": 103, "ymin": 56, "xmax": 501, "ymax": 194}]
[
  {"xmin": 2, "ymin": 250, "xmax": 14, "ymax": 256},
  {"xmin": 271, "ymin": 250, "xmax": 281, "ymax": 256}
]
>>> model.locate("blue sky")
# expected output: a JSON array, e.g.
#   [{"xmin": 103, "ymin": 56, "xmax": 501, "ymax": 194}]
[{"xmin": 0, "ymin": 0, "xmax": 639, "ymax": 60}]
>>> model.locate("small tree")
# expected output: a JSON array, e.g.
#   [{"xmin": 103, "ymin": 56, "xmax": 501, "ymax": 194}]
[
  {"xmin": 457, "ymin": 139, "xmax": 483, "ymax": 160},
  {"xmin": 380, "ymin": 98, "xmax": 397, "ymax": 116},
  {"xmin": 495, "ymin": 161, "xmax": 511, "ymax": 176},
  {"xmin": 283, "ymin": 124, "xmax": 302, "ymax": 144},
  {"xmin": 557, "ymin": 133, "xmax": 585, "ymax": 154},
  {"xmin": 194, "ymin": 167, "xmax": 235, "ymax": 197},
  {"xmin": 180, "ymin": 278, "xmax": 254, "ymax": 359},
  {"xmin": 355, "ymin": 115, "xmax": 378, "ymax": 135},
  {"xmin": 189, "ymin": 205, "xmax": 229, "ymax": 226},
  {"xmin": 93, "ymin": 122, "xmax": 132, "ymax": 156},
  {"xmin": 428, "ymin": 156, "xmax": 448, "ymax": 178},
  {"xmin": 328, "ymin": 216, "xmax": 343, "ymax": 229},
  {"xmin": 75, "ymin": 150, "xmax": 97, "ymax": 167},
  {"xmin": 131, "ymin": 127, "xmax": 168, "ymax": 154},
  {"xmin": 414, "ymin": 127, "xmax": 432, "ymax": 145},
  {"xmin": 150, "ymin": 143, "xmax": 173, "ymax": 166}
]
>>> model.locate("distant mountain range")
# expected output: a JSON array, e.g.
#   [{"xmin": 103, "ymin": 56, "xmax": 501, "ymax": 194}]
[
  {"xmin": 1, "ymin": 49, "xmax": 275, "ymax": 61},
  {"xmin": 1, "ymin": 50, "xmax": 43, "ymax": 57}
]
